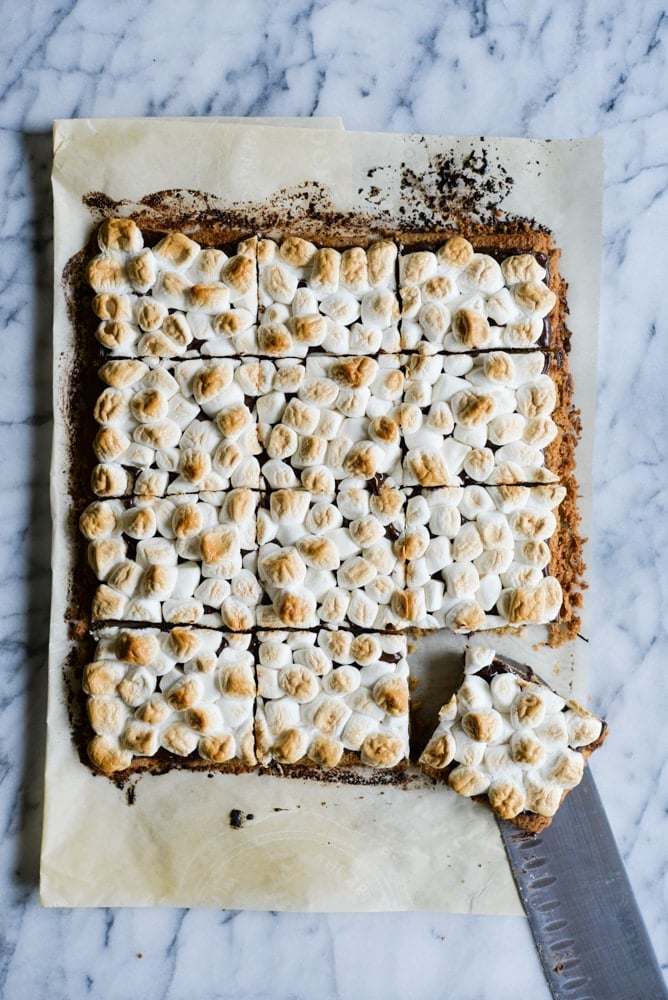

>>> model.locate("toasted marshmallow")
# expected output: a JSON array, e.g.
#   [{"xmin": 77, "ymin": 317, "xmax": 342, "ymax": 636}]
[
  {"xmin": 461, "ymin": 255, "xmax": 504, "ymax": 294},
  {"xmin": 367, "ymin": 240, "xmax": 397, "ymax": 285},
  {"xmin": 88, "ymin": 252, "xmax": 131, "ymax": 295},
  {"xmin": 279, "ymin": 236, "xmax": 317, "ymax": 269},
  {"xmin": 340, "ymin": 246, "xmax": 369, "ymax": 292},
  {"xmin": 296, "ymin": 536, "xmax": 340, "ymax": 570},
  {"xmin": 514, "ymin": 281, "xmax": 557, "ymax": 317},
  {"xmin": 516, "ymin": 377, "xmax": 557, "ymax": 418},
  {"xmin": 268, "ymin": 488, "xmax": 311, "ymax": 526},
  {"xmin": 154, "ymin": 232, "xmax": 200, "ymax": 270},
  {"xmin": 452, "ymin": 309, "xmax": 493, "ymax": 350},
  {"xmin": 258, "ymin": 546, "xmax": 306, "ymax": 588},
  {"xmin": 502, "ymin": 254, "xmax": 547, "ymax": 285},
  {"xmin": 97, "ymin": 218, "xmax": 143, "ymax": 254},
  {"xmin": 273, "ymin": 588, "xmax": 317, "ymax": 627}
]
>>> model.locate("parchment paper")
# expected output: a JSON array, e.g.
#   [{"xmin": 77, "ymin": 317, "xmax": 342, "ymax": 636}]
[{"xmin": 43, "ymin": 118, "xmax": 603, "ymax": 910}]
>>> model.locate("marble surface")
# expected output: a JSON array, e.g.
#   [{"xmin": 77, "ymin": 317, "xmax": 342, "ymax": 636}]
[{"xmin": 2, "ymin": 0, "xmax": 666, "ymax": 996}]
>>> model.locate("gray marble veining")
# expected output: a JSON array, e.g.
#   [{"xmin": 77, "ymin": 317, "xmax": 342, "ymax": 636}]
[{"xmin": 1, "ymin": 1, "xmax": 666, "ymax": 997}]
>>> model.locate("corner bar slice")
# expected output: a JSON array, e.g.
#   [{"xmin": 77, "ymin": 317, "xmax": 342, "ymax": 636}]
[
  {"xmin": 255, "ymin": 629, "xmax": 409, "ymax": 769},
  {"xmin": 79, "ymin": 489, "xmax": 259, "ymax": 629},
  {"xmin": 85, "ymin": 627, "xmax": 257, "ymax": 774},
  {"xmin": 419, "ymin": 647, "xmax": 607, "ymax": 831},
  {"xmin": 398, "ymin": 234, "xmax": 563, "ymax": 354},
  {"xmin": 88, "ymin": 219, "xmax": 258, "ymax": 358},
  {"xmin": 257, "ymin": 236, "xmax": 400, "ymax": 356}
]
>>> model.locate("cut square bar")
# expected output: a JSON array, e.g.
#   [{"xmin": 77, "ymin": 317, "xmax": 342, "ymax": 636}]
[
  {"xmin": 90, "ymin": 356, "xmax": 265, "ymax": 498},
  {"xmin": 85, "ymin": 627, "xmax": 257, "ymax": 774},
  {"xmin": 257, "ymin": 354, "xmax": 405, "ymax": 490},
  {"xmin": 257, "ymin": 236, "xmax": 400, "ymax": 356},
  {"xmin": 401, "ymin": 350, "xmax": 568, "ymax": 488},
  {"xmin": 88, "ymin": 220, "xmax": 258, "ymax": 358},
  {"xmin": 398, "ymin": 234, "xmax": 563, "ymax": 354},
  {"xmin": 79, "ymin": 489, "xmax": 260, "ymax": 629},
  {"xmin": 255, "ymin": 629, "xmax": 410, "ymax": 769},
  {"xmin": 255, "ymin": 480, "xmax": 406, "ymax": 631},
  {"xmin": 392, "ymin": 482, "xmax": 569, "ymax": 632}
]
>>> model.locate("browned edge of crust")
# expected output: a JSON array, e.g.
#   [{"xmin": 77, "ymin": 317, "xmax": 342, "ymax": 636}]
[
  {"xmin": 547, "ymin": 470, "xmax": 586, "ymax": 647},
  {"xmin": 258, "ymin": 752, "xmax": 410, "ymax": 782},
  {"xmin": 97, "ymin": 752, "xmax": 258, "ymax": 783},
  {"xmin": 543, "ymin": 344, "xmax": 587, "ymax": 646},
  {"xmin": 396, "ymin": 226, "xmax": 556, "ymax": 253},
  {"xmin": 87, "ymin": 738, "xmax": 411, "ymax": 785},
  {"xmin": 89, "ymin": 747, "xmax": 412, "ymax": 785},
  {"xmin": 257, "ymin": 229, "xmax": 557, "ymax": 253},
  {"xmin": 259, "ymin": 231, "xmax": 400, "ymax": 249}
]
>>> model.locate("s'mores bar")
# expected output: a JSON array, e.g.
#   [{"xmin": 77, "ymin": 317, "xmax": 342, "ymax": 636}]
[
  {"xmin": 257, "ymin": 236, "xmax": 400, "ymax": 355},
  {"xmin": 84, "ymin": 627, "xmax": 257, "ymax": 774},
  {"xmin": 401, "ymin": 350, "xmax": 565, "ymax": 488},
  {"xmin": 255, "ymin": 629, "xmax": 410, "ymax": 769},
  {"xmin": 255, "ymin": 480, "xmax": 406, "ymax": 631},
  {"xmin": 88, "ymin": 220, "xmax": 257, "ymax": 358},
  {"xmin": 90, "ymin": 357, "xmax": 265, "ymax": 498},
  {"xmin": 398, "ymin": 236, "xmax": 561, "ymax": 353},
  {"xmin": 72, "ymin": 216, "xmax": 587, "ymax": 782},
  {"xmin": 419, "ymin": 648, "xmax": 607, "ymax": 830},
  {"xmin": 79, "ymin": 489, "xmax": 259, "ymax": 628},
  {"xmin": 393, "ymin": 482, "xmax": 567, "ymax": 631},
  {"xmin": 257, "ymin": 354, "xmax": 405, "ymax": 490}
]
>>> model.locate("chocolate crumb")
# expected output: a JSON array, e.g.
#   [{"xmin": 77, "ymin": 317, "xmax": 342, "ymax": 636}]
[{"xmin": 229, "ymin": 809, "xmax": 246, "ymax": 829}]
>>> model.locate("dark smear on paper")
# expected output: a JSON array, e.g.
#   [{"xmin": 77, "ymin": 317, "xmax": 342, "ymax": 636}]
[
  {"xmin": 81, "ymin": 137, "xmax": 548, "ymax": 243},
  {"xmin": 363, "ymin": 143, "xmax": 527, "ymax": 234}
]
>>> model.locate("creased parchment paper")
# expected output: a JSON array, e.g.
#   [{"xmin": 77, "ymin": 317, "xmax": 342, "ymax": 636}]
[{"xmin": 43, "ymin": 118, "xmax": 603, "ymax": 909}]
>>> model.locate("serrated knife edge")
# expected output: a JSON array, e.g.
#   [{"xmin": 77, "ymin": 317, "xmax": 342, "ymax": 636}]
[{"xmin": 499, "ymin": 766, "xmax": 667, "ymax": 1000}]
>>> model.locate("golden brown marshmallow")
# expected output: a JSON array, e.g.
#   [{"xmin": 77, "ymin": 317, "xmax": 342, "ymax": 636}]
[
  {"xmin": 437, "ymin": 237, "xmax": 474, "ymax": 268},
  {"xmin": 88, "ymin": 735, "xmax": 133, "ymax": 773},
  {"xmin": 360, "ymin": 733, "xmax": 405, "ymax": 768},
  {"xmin": 154, "ymin": 232, "xmax": 200, "ymax": 268},
  {"xmin": 340, "ymin": 246, "xmax": 368, "ymax": 290},
  {"xmin": 451, "ymin": 309, "xmax": 492, "ymax": 348},
  {"xmin": 98, "ymin": 218, "xmax": 143, "ymax": 254},
  {"xmin": 279, "ymin": 236, "xmax": 316, "ymax": 268},
  {"xmin": 222, "ymin": 254, "xmax": 255, "ymax": 296},
  {"xmin": 367, "ymin": 240, "xmax": 397, "ymax": 285}
]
